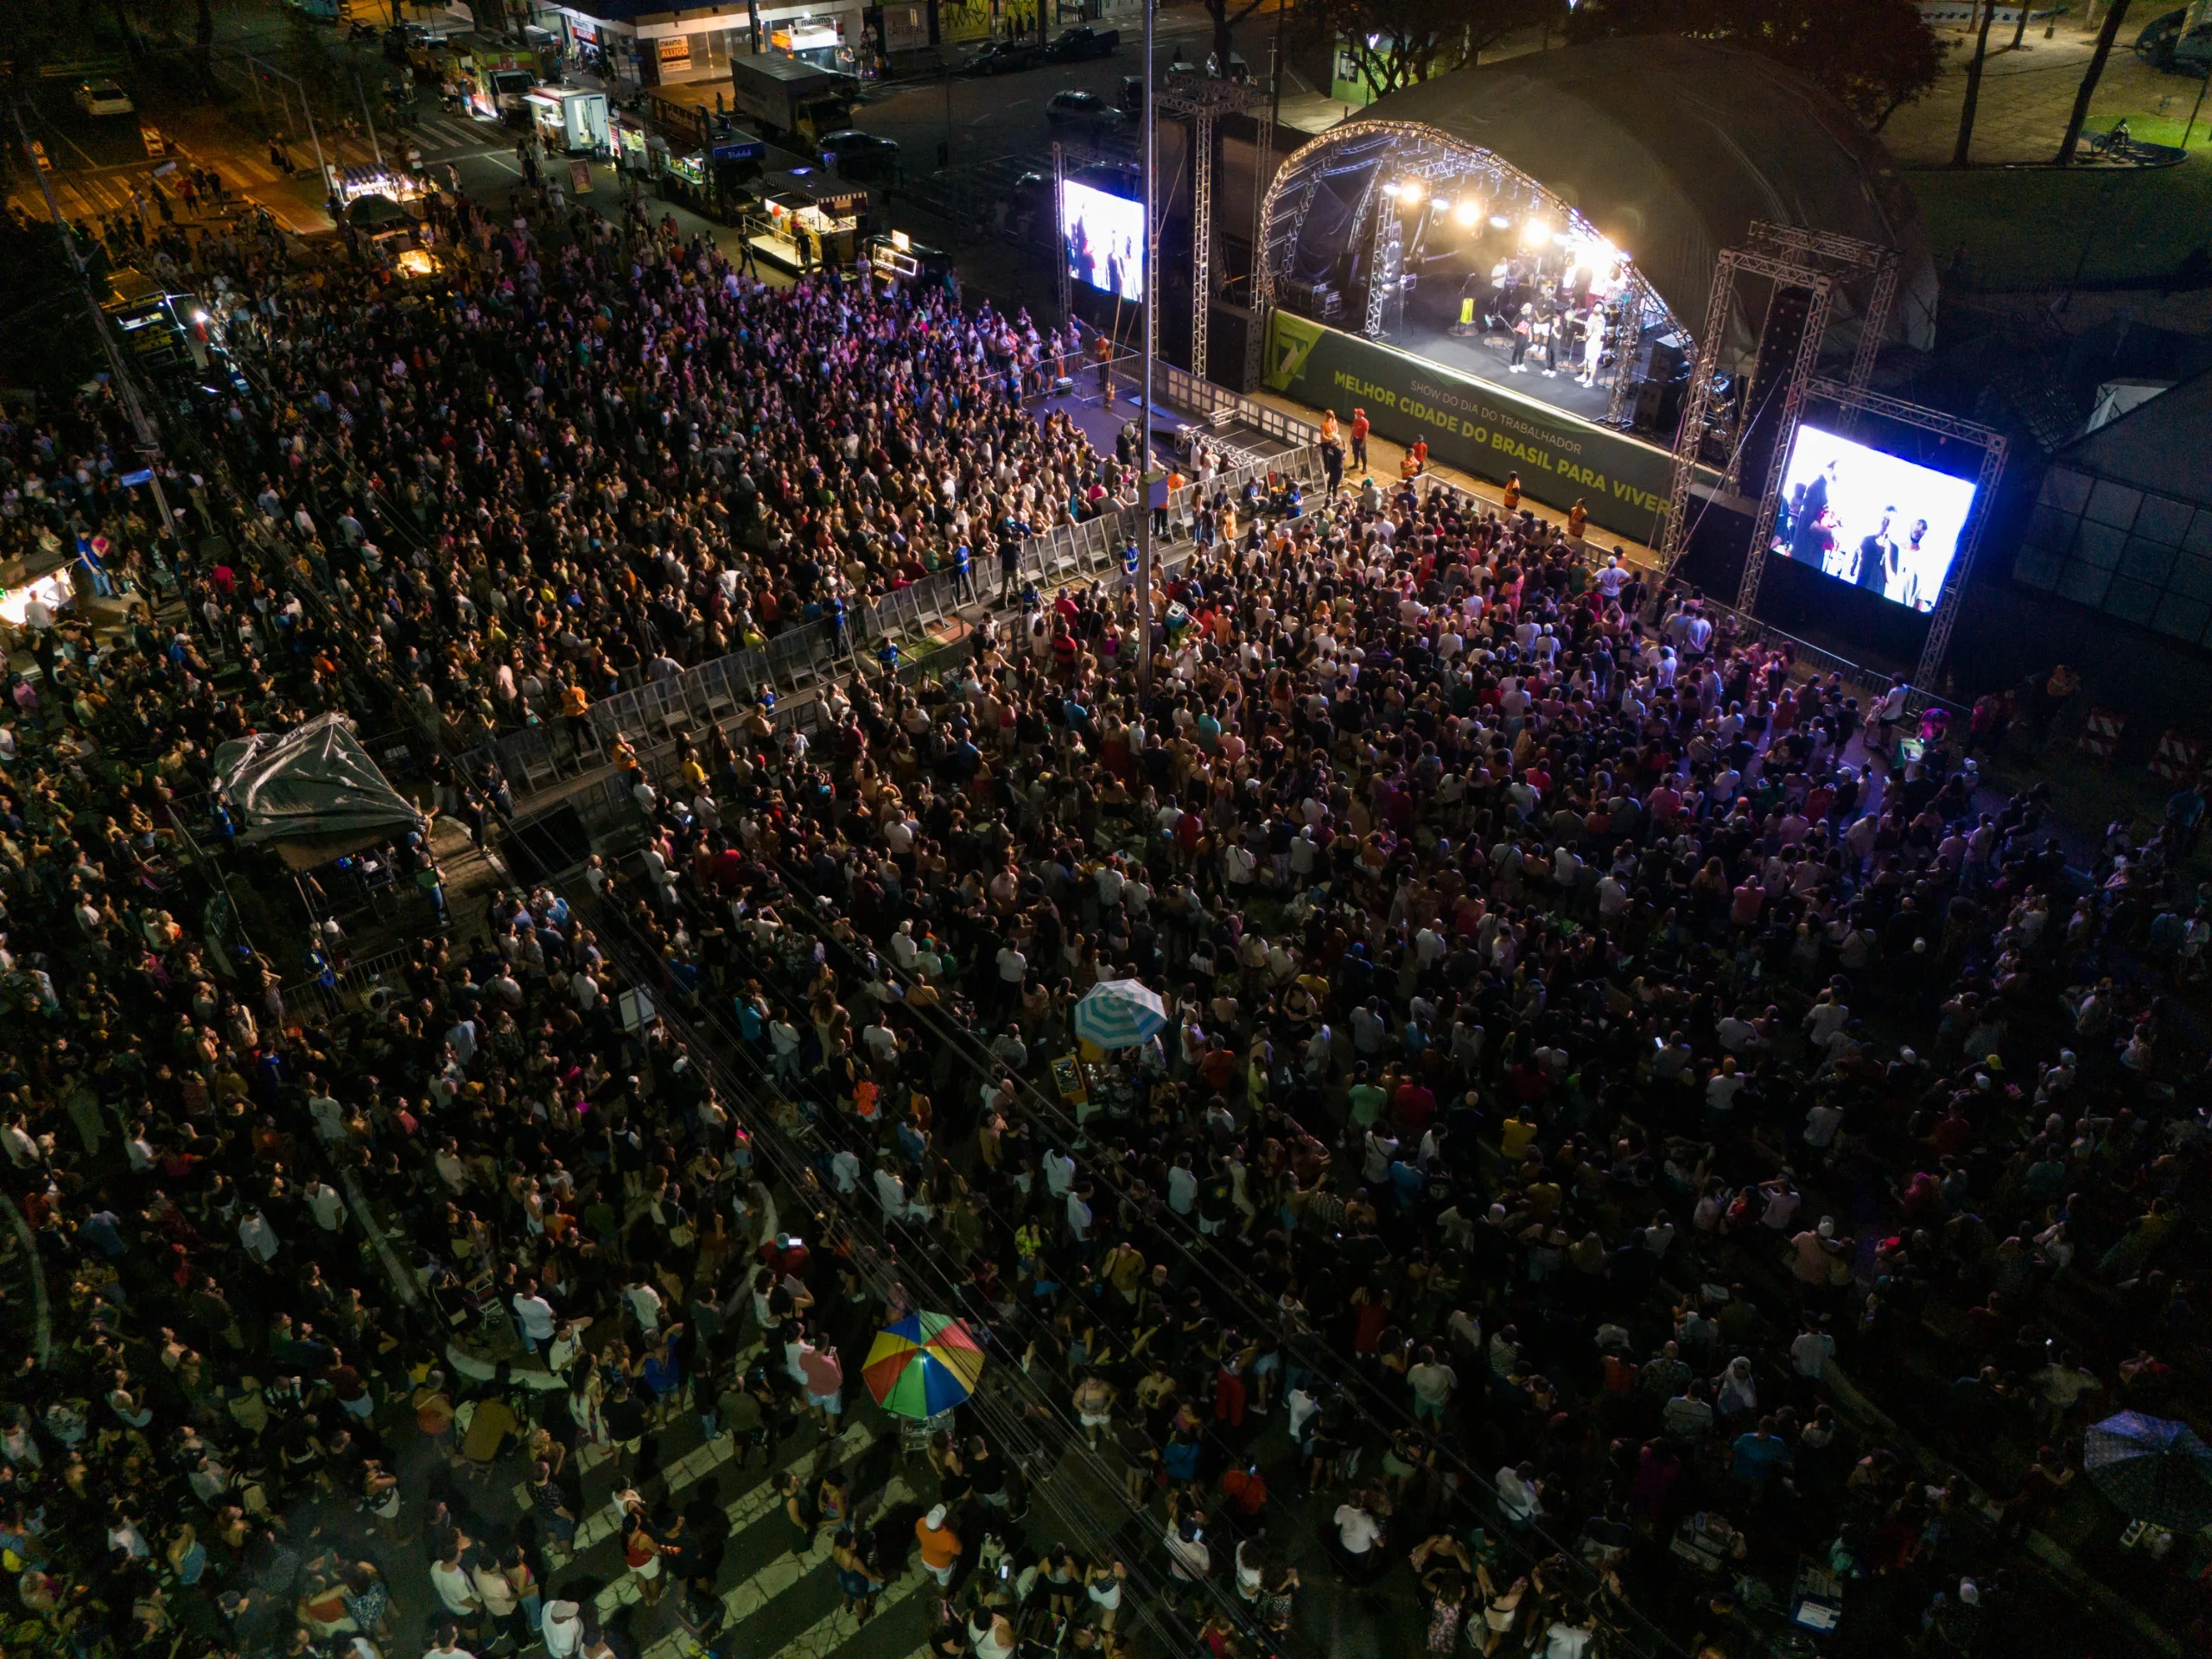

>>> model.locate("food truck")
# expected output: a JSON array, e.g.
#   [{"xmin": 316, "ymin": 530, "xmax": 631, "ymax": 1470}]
[
  {"xmin": 524, "ymin": 86, "xmax": 611, "ymax": 154},
  {"xmin": 753, "ymin": 168, "xmax": 870, "ymax": 270},
  {"xmin": 461, "ymin": 43, "xmax": 542, "ymax": 121},
  {"xmin": 661, "ymin": 133, "xmax": 766, "ymax": 223}
]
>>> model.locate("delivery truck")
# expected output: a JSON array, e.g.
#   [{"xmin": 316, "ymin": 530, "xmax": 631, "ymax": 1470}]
[{"xmin": 725, "ymin": 54, "xmax": 854, "ymax": 146}]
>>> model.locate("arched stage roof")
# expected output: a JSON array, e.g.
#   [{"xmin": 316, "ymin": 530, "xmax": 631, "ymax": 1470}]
[{"xmin": 1315, "ymin": 38, "xmax": 1938, "ymax": 353}]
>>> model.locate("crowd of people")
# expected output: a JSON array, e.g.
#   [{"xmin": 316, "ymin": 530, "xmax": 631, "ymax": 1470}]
[{"xmin": 0, "ymin": 150, "xmax": 2207, "ymax": 1659}]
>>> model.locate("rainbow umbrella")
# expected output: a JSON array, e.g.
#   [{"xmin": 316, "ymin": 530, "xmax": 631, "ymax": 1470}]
[{"xmin": 862, "ymin": 1312, "xmax": 986, "ymax": 1420}]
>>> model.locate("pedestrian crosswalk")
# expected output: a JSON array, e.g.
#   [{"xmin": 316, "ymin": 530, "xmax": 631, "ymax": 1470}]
[
  {"xmin": 537, "ymin": 1399, "xmax": 927, "ymax": 1659},
  {"xmin": 630, "ymin": 1485, "xmax": 927, "ymax": 1659},
  {"xmin": 403, "ymin": 111, "xmax": 511, "ymax": 157}
]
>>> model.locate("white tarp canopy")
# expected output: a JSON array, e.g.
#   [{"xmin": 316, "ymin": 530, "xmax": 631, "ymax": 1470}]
[{"xmin": 214, "ymin": 712, "xmax": 423, "ymax": 862}]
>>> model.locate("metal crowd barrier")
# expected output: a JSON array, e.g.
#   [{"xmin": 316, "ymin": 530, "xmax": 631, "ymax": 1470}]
[
  {"xmin": 489, "ymin": 454, "xmax": 1332, "ymax": 819},
  {"xmin": 1157, "ymin": 363, "xmax": 1325, "ymax": 450}
]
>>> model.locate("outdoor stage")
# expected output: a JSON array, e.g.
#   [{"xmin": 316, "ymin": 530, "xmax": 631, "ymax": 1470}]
[
  {"xmin": 1394, "ymin": 278, "xmax": 1619, "ymax": 424},
  {"xmin": 1262, "ymin": 311, "xmax": 1705, "ymax": 544}
]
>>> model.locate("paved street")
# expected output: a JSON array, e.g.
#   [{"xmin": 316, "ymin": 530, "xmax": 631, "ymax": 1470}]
[{"xmin": 844, "ymin": 6, "xmax": 1217, "ymax": 171}]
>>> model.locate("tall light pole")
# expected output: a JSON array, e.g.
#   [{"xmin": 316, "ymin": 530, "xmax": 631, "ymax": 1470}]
[
  {"xmin": 1136, "ymin": 0, "xmax": 1154, "ymax": 689},
  {"xmin": 250, "ymin": 56, "xmax": 330, "ymax": 188}
]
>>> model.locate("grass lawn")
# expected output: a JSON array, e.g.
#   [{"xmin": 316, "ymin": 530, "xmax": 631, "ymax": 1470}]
[
  {"xmin": 1907, "ymin": 146, "xmax": 2212, "ymax": 289},
  {"xmin": 2084, "ymin": 105, "xmax": 2212, "ymax": 149}
]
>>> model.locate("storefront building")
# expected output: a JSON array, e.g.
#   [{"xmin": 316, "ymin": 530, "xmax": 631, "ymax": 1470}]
[{"xmin": 545, "ymin": 0, "xmax": 868, "ymax": 86}]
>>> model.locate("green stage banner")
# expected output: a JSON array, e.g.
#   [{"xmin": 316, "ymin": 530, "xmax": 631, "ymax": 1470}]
[{"xmin": 1264, "ymin": 311, "xmax": 1694, "ymax": 544}]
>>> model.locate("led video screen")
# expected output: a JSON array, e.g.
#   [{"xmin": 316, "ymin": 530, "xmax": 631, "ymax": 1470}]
[
  {"xmin": 1062, "ymin": 180, "xmax": 1144, "ymax": 302},
  {"xmin": 1770, "ymin": 424, "xmax": 1980, "ymax": 613}
]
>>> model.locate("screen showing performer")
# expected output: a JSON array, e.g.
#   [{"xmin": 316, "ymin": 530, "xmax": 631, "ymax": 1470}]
[
  {"xmin": 1769, "ymin": 424, "xmax": 1980, "ymax": 613},
  {"xmin": 1061, "ymin": 181, "xmax": 1144, "ymax": 302}
]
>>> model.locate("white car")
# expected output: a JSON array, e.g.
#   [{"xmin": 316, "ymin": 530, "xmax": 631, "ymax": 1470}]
[{"xmin": 75, "ymin": 79, "xmax": 136, "ymax": 118}]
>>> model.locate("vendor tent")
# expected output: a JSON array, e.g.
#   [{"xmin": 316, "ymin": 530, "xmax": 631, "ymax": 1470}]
[{"xmin": 214, "ymin": 713, "xmax": 424, "ymax": 868}]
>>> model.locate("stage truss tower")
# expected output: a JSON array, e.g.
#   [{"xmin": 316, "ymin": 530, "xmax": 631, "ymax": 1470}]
[
  {"xmin": 1155, "ymin": 72, "xmax": 1273, "ymax": 385},
  {"xmin": 1657, "ymin": 223, "xmax": 1901, "ymax": 598}
]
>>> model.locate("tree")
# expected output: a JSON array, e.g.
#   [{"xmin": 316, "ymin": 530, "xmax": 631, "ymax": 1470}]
[
  {"xmin": 1287, "ymin": 0, "xmax": 1541, "ymax": 101},
  {"xmin": 2056, "ymin": 0, "xmax": 2132, "ymax": 165},
  {"xmin": 1565, "ymin": 0, "xmax": 1948, "ymax": 132},
  {"xmin": 1953, "ymin": 0, "xmax": 1998, "ymax": 164}
]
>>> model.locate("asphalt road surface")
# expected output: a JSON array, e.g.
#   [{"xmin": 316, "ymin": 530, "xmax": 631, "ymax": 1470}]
[{"xmin": 849, "ymin": 10, "xmax": 1219, "ymax": 173}]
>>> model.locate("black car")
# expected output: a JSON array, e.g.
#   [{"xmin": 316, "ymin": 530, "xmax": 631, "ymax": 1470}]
[
  {"xmin": 1045, "ymin": 89, "xmax": 1125, "ymax": 139},
  {"xmin": 817, "ymin": 129, "xmax": 899, "ymax": 179},
  {"xmin": 1045, "ymin": 25, "xmax": 1119, "ymax": 63},
  {"xmin": 963, "ymin": 38, "xmax": 1046, "ymax": 74}
]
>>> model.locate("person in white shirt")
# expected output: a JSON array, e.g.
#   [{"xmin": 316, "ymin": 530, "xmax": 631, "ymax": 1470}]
[
  {"xmin": 1332, "ymin": 1494, "xmax": 1384, "ymax": 1573},
  {"xmin": 542, "ymin": 1601, "xmax": 584, "ymax": 1659},
  {"xmin": 2, "ymin": 1115, "xmax": 43, "ymax": 1168},
  {"xmin": 513, "ymin": 1282, "xmax": 558, "ymax": 1354},
  {"xmin": 623, "ymin": 1277, "xmax": 664, "ymax": 1335},
  {"xmin": 429, "ymin": 1549, "xmax": 480, "ymax": 1622},
  {"xmin": 308, "ymin": 1182, "xmax": 347, "ymax": 1233},
  {"xmin": 1496, "ymin": 1461, "xmax": 1543, "ymax": 1526},
  {"xmin": 569, "ymin": 969, "xmax": 601, "ymax": 1014},
  {"xmin": 1022, "ymin": 1134, "xmax": 1068, "ymax": 1193},
  {"xmin": 238, "ymin": 1207, "xmax": 280, "ymax": 1264},
  {"xmin": 1705, "ymin": 1058, "xmax": 1745, "ymax": 1116}
]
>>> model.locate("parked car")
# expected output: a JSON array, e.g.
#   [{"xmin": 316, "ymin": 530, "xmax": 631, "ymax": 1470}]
[
  {"xmin": 74, "ymin": 79, "xmax": 135, "ymax": 118},
  {"xmin": 1045, "ymin": 90, "xmax": 1126, "ymax": 139},
  {"xmin": 963, "ymin": 38, "xmax": 1046, "ymax": 74},
  {"xmin": 817, "ymin": 128, "xmax": 899, "ymax": 179},
  {"xmin": 1045, "ymin": 25, "xmax": 1119, "ymax": 63}
]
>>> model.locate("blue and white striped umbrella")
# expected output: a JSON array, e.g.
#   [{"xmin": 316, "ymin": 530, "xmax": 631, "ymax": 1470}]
[{"xmin": 1073, "ymin": 978, "xmax": 1168, "ymax": 1050}]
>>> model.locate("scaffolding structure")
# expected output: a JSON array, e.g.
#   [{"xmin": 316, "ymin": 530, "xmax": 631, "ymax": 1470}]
[
  {"xmin": 1351, "ymin": 143, "xmax": 1479, "ymax": 344},
  {"xmin": 1600, "ymin": 274, "xmax": 1659, "ymax": 429},
  {"xmin": 1155, "ymin": 72, "xmax": 1273, "ymax": 385},
  {"xmin": 1656, "ymin": 223, "xmax": 1901, "ymax": 592},
  {"xmin": 1053, "ymin": 140, "xmax": 1071, "ymax": 329}
]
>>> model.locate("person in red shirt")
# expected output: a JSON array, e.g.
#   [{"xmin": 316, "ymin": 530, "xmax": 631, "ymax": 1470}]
[
  {"xmin": 1349, "ymin": 407, "xmax": 1370, "ymax": 471},
  {"xmin": 1392, "ymin": 1077, "xmax": 1436, "ymax": 1137},
  {"xmin": 1929, "ymin": 1106, "xmax": 1976, "ymax": 1160},
  {"xmin": 1175, "ymin": 810, "xmax": 1204, "ymax": 865},
  {"xmin": 1221, "ymin": 1460, "xmax": 1268, "ymax": 1518}
]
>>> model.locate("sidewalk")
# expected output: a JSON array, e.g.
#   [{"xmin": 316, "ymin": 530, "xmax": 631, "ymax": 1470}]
[{"xmin": 1881, "ymin": 14, "xmax": 2211, "ymax": 167}]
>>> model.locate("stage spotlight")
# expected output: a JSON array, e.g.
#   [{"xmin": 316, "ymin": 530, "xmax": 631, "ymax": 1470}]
[
  {"xmin": 1380, "ymin": 181, "xmax": 1401, "ymax": 198},
  {"xmin": 1488, "ymin": 214, "xmax": 1511, "ymax": 230},
  {"xmin": 1522, "ymin": 219, "xmax": 1550, "ymax": 247},
  {"xmin": 1453, "ymin": 199, "xmax": 1480, "ymax": 228},
  {"xmin": 1399, "ymin": 179, "xmax": 1424, "ymax": 206}
]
